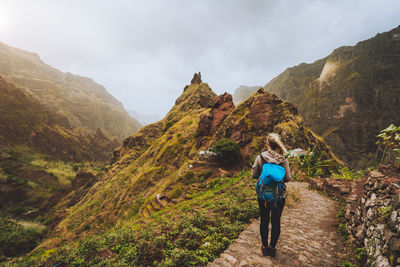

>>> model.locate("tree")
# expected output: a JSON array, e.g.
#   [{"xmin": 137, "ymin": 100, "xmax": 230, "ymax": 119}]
[
  {"xmin": 212, "ymin": 138, "xmax": 241, "ymax": 166},
  {"xmin": 376, "ymin": 124, "xmax": 400, "ymax": 165}
]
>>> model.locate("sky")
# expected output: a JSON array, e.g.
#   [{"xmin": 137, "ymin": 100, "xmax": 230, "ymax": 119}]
[{"xmin": 0, "ymin": 0, "xmax": 399, "ymax": 116}]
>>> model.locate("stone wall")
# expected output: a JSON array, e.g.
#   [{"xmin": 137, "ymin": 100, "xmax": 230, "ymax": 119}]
[{"xmin": 345, "ymin": 170, "xmax": 400, "ymax": 267}]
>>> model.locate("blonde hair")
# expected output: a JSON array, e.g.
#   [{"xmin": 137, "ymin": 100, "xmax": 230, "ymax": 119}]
[{"xmin": 265, "ymin": 133, "xmax": 287, "ymax": 155}]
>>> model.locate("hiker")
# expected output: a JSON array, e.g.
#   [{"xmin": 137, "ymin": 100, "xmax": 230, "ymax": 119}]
[{"xmin": 252, "ymin": 133, "xmax": 291, "ymax": 257}]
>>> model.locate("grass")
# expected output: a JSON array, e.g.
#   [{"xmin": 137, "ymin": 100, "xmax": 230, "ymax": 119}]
[
  {"xmin": 20, "ymin": 171, "xmax": 259, "ymax": 266},
  {"xmin": 0, "ymin": 217, "xmax": 48, "ymax": 258},
  {"xmin": 286, "ymin": 186, "xmax": 301, "ymax": 208}
]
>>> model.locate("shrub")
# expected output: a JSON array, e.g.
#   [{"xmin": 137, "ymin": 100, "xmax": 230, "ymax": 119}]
[
  {"xmin": 376, "ymin": 124, "xmax": 400, "ymax": 165},
  {"xmin": 212, "ymin": 138, "xmax": 241, "ymax": 166},
  {"xmin": 295, "ymin": 148, "xmax": 335, "ymax": 177},
  {"xmin": 178, "ymin": 171, "xmax": 196, "ymax": 185},
  {"xmin": 164, "ymin": 121, "xmax": 175, "ymax": 131},
  {"xmin": 170, "ymin": 185, "xmax": 183, "ymax": 199},
  {"xmin": 198, "ymin": 170, "xmax": 213, "ymax": 182},
  {"xmin": 331, "ymin": 166, "xmax": 364, "ymax": 180}
]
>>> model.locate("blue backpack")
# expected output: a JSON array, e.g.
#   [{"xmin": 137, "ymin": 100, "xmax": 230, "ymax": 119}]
[{"xmin": 255, "ymin": 154, "xmax": 286, "ymax": 202}]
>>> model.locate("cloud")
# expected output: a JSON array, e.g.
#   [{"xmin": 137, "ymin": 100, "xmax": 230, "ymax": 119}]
[{"xmin": 1, "ymin": 0, "xmax": 399, "ymax": 115}]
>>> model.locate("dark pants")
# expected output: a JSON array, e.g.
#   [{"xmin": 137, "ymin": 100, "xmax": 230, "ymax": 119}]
[{"xmin": 257, "ymin": 197, "xmax": 285, "ymax": 248}]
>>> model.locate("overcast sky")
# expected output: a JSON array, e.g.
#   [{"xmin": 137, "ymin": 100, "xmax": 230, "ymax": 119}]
[{"xmin": 0, "ymin": 0, "xmax": 399, "ymax": 116}]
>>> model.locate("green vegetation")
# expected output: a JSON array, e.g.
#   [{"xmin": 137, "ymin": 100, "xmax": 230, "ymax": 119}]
[
  {"xmin": 337, "ymin": 204, "xmax": 348, "ymax": 238},
  {"xmin": 164, "ymin": 120, "xmax": 175, "ymax": 131},
  {"xmin": 285, "ymin": 187, "xmax": 301, "ymax": 208},
  {"xmin": 0, "ymin": 217, "xmax": 47, "ymax": 258},
  {"xmin": 339, "ymin": 261, "xmax": 357, "ymax": 267},
  {"xmin": 212, "ymin": 138, "xmax": 241, "ymax": 167},
  {"xmin": 331, "ymin": 166, "xmax": 364, "ymax": 181},
  {"xmin": 354, "ymin": 247, "xmax": 368, "ymax": 266},
  {"xmin": 21, "ymin": 171, "xmax": 259, "ymax": 266},
  {"xmin": 377, "ymin": 205, "xmax": 392, "ymax": 223},
  {"xmin": 376, "ymin": 124, "xmax": 400, "ymax": 166},
  {"xmin": 293, "ymin": 148, "xmax": 336, "ymax": 178}
]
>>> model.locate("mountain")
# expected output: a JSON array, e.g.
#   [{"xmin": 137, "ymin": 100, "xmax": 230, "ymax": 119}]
[
  {"xmin": 31, "ymin": 73, "xmax": 336, "ymax": 265},
  {"xmin": 128, "ymin": 109, "xmax": 163, "ymax": 126},
  {"xmin": 0, "ymin": 42, "xmax": 141, "ymax": 257},
  {"xmin": 232, "ymin": 85, "xmax": 261, "ymax": 105},
  {"xmin": 262, "ymin": 26, "xmax": 400, "ymax": 168},
  {"xmin": 0, "ymin": 74, "xmax": 116, "ymax": 257},
  {"xmin": 0, "ymin": 41, "xmax": 141, "ymax": 140},
  {"xmin": 0, "ymin": 76, "xmax": 118, "ymax": 161}
]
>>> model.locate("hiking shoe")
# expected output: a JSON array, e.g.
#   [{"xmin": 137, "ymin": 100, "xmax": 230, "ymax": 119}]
[
  {"xmin": 261, "ymin": 246, "xmax": 271, "ymax": 256},
  {"xmin": 270, "ymin": 247, "xmax": 276, "ymax": 257}
]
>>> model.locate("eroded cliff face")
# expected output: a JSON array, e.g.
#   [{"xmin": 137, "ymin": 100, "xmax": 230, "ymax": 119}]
[
  {"xmin": 262, "ymin": 26, "xmax": 400, "ymax": 168},
  {"xmin": 40, "ymin": 74, "xmax": 335, "ymax": 249}
]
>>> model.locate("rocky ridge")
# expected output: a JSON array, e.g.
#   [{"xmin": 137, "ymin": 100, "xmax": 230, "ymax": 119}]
[{"xmin": 37, "ymin": 74, "xmax": 335, "ymax": 252}]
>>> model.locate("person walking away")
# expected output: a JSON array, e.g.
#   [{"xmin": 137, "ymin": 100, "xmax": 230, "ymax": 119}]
[{"xmin": 252, "ymin": 133, "xmax": 291, "ymax": 257}]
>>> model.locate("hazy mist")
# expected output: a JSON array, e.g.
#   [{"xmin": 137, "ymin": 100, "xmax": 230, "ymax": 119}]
[{"xmin": 1, "ymin": 0, "xmax": 399, "ymax": 116}]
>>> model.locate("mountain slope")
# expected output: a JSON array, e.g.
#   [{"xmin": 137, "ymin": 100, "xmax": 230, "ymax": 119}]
[
  {"xmin": 263, "ymin": 26, "xmax": 400, "ymax": 168},
  {"xmin": 0, "ymin": 41, "xmax": 140, "ymax": 140},
  {"xmin": 0, "ymin": 76, "xmax": 117, "ymax": 162},
  {"xmin": 0, "ymin": 75, "xmax": 117, "ymax": 218},
  {"xmin": 35, "ymin": 74, "xmax": 335, "ymax": 261}
]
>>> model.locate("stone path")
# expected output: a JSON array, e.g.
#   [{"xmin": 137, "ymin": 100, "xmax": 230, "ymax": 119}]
[{"xmin": 208, "ymin": 182, "xmax": 346, "ymax": 267}]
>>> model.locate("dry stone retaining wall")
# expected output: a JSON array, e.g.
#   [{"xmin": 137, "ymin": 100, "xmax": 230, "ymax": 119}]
[{"xmin": 345, "ymin": 170, "xmax": 400, "ymax": 267}]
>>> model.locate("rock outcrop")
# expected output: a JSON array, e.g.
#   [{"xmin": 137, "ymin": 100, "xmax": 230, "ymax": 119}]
[
  {"xmin": 196, "ymin": 92, "xmax": 235, "ymax": 148},
  {"xmin": 191, "ymin": 72, "xmax": 202, "ymax": 84}
]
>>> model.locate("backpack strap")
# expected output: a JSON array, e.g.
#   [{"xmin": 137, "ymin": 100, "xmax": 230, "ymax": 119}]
[
  {"xmin": 259, "ymin": 154, "xmax": 267, "ymax": 197},
  {"xmin": 259, "ymin": 153, "xmax": 267, "ymax": 165}
]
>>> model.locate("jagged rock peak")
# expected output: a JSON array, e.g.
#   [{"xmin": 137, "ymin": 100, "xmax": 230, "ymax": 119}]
[
  {"xmin": 257, "ymin": 87, "xmax": 265, "ymax": 94},
  {"xmin": 213, "ymin": 92, "xmax": 234, "ymax": 108},
  {"xmin": 191, "ymin": 72, "xmax": 202, "ymax": 84}
]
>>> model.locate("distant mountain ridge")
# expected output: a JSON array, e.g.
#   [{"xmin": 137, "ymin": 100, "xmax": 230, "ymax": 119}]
[
  {"xmin": 128, "ymin": 110, "xmax": 162, "ymax": 126},
  {"xmin": 232, "ymin": 85, "xmax": 261, "ymax": 105},
  {"xmin": 0, "ymin": 41, "xmax": 141, "ymax": 140}
]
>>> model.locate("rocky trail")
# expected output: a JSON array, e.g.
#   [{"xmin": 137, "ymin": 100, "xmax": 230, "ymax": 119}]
[{"xmin": 208, "ymin": 182, "xmax": 348, "ymax": 267}]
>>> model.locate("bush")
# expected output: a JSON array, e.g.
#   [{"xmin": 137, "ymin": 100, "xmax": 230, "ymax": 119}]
[
  {"xmin": 212, "ymin": 139, "xmax": 241, "ymax": 166},
  {"xmin": 331, "ymin": 166, "xmax": 364, "ymax": 180},
  {"xmin": 178, "ymin": 171, "xmax": 196, "ymax": 185},
  {"xmin": 164, "ymin": 121, "xmax": 175, "ymax": 131},
  {"xmin": 376, "ymin": 124, "xmax": 400, "ymax": 165},
  {"xmin": 294, "ymin": 148, "xmax": 335, "ymax": 177}
]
